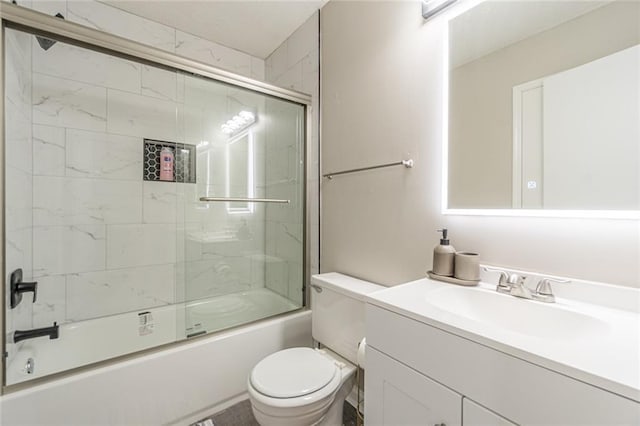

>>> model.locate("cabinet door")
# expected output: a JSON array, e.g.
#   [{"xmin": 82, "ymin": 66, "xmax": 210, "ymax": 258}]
[
  {"xmin": 365, "ymin": 347, "xmax": 462, "ymax": 426},
  {"xmin": 463, "ymin": 398, "xmax": 517, "ymax": 426}
]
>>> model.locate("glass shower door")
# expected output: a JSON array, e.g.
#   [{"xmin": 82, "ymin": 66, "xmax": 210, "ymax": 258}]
[
  {"xmin": 4, "ymin": 27, "xmax": 185, "ymax": 384},
  {"xmin": 3, "ymin": 23, "xmax": 307, "ymax": 386},
  {"xmin": 179, "ymin": 74, "xmax": 306, "ymax": 337}
]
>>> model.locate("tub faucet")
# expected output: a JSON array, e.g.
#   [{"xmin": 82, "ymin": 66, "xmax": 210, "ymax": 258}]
[{"xmin": 13, "ymin": 322, "xmax": 59, "ymax": 343}]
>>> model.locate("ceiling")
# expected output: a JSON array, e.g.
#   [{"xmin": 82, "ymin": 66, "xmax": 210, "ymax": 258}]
[{"xmin": 102, "ymin": 0, "xmax": 325, "ymax": 59}]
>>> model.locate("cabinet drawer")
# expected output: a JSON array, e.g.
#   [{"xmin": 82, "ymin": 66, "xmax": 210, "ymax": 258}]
[
  {"xmin": 366, "ymin": 304, "xmax": 640, "ymax": 425},
  {"xmin": 365, "ymin": 346, "xmax": 462, "ymax": 426}
]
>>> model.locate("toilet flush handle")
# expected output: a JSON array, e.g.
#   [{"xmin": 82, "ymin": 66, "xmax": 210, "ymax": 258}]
[{"xmin": 310, "ymin": 284, "xmax": 323, "ymax": 293}]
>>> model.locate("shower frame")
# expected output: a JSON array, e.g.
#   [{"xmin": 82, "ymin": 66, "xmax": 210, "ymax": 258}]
[{"xmin": 0, "ymin": 2, "xmax": 313, "ymax": 393}]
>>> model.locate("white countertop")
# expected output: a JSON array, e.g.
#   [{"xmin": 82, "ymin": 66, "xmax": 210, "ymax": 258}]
[{"xmin": 366, "ymin": 277, "xmax": 640, "ymax": 403}]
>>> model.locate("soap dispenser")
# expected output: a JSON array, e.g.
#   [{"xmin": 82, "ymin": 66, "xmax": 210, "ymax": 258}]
[{"xmin": 433, "ymin": 229, "xmax": 455, "ymax": 276}]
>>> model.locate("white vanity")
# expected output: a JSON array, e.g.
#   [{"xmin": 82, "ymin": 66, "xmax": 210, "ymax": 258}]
[{"xmin": 364, "ymin": 272, "xmax": 640, "ymax": 425}]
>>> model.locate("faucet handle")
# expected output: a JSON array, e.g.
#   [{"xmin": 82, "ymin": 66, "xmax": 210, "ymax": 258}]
[
  {"xmin": 10, "ymin": 269, "xmax": 38, "ymax": 309},
  {"xmin": 483, "ymin": 267, "xmax": 510, "ymax": 292},
  {"xmin": 507, "ymin": 273, "xmax": 526, "ymax": 286},
  {"xmin": 534, "ymin": 277, "xmax": 570, "ymax": 303}
]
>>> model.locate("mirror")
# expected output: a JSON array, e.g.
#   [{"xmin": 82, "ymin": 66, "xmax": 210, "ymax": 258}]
[{"xmin": 447, "ymin": 0, "xmax": 639, "ymax": 211}]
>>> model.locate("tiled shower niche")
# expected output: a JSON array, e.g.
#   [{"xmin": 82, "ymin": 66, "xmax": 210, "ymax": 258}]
[{"xmin": 144, "ymin": 139, "xmax": 196, "ymax": 183}]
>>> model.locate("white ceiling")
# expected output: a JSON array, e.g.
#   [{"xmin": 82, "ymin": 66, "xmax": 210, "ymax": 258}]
[
  {"xmin": 102, "ymin": 0, "xmax": 325, "ymax": 59},
  {"xmin": 450, "ymin": 1, "xmax": 611, "ymax": 68}
]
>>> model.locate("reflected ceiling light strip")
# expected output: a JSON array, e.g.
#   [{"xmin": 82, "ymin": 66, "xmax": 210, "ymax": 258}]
[
  {"xmin": 221, "ymin": 110, "xmax": 256, "ymax": 135},
  {"xmin": 422, "ymin": 0, "xmax": 458, "ymax": 20}
]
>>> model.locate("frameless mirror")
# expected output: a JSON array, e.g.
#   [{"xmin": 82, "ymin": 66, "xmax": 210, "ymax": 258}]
[{"xmin": 447, "ymin": 0, "xmax": 639, "ymax": 212}]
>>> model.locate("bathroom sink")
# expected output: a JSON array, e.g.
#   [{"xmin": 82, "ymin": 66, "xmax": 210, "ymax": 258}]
[
  {"xmin": 425, "ymin": 285, "xmax": 609, "ymax": 340},
  {"xmin": 366, "ymin": 276, "xmax": 640, "ymax": 403}
]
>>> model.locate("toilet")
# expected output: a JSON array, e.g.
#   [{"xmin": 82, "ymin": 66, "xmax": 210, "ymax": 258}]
[{"xmin": 247, "ymin": 272, "xmax": 384, "ymax": 426}]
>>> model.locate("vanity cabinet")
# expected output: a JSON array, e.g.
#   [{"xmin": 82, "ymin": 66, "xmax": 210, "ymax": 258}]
[
  {"xmin": 463, "ymin": 399, "xmax": 516, "ymax": 426},
  {"xmin": 366, "ymin": 344, "xmax": 513, "ymax": 426},
  {"xmin": 365, "ymin": 305, "xmax": 640, "ymax": 425},
  {"xmin": 366, "ymin": 346, "xmax": 462, "ymax": 426}
]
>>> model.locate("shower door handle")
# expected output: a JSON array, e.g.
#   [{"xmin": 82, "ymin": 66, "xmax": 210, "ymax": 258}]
[{"xmin": 10, "ymin": 268, "xmax": 38, "ymax": 309}]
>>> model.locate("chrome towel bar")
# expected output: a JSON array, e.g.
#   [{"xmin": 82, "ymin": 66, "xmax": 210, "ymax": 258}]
[
  {"xmin": 323, "ymin": 159, "xmax": 414, "ymax": 179},
  {"xmin": 199, "ymin": 197, "xmax": 290, "ymax": 204}
]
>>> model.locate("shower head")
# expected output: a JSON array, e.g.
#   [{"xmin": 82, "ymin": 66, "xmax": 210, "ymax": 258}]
[
  {"xmin": 35, "ymin": 13, "xmax": 64, "ymax": 51},
  {"xmin": 36, "ymin": 36, "xmax": 56, "ymax": 51}
]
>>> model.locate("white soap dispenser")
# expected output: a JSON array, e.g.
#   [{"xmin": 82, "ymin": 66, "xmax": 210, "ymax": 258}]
[{"xmin": 433, "ymin": 228, "xmax": 455, "ymax": 277}]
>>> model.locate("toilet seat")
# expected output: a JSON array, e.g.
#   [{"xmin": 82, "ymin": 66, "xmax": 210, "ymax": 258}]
[
  {"xmin": 250, "ymin": 348, "xmax": 338, "ymax": 398},
  {"xmin": 248, "ymin": 348, "xmax": 351, "ymax": 411}
]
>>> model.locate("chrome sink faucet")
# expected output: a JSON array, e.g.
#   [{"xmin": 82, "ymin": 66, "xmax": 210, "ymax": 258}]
[
  {"xmin": 506, "ymin": 273, "xmax": 532, "ymax": 299},
  {"xmin": 483, "ymin": 267, "xmax": 570, "ymax": 303}
]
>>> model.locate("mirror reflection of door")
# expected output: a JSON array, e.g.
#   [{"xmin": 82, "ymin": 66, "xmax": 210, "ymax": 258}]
[
  {"xmin": 448, "ymin": 0, "xmax": 640, "ymax": 211},
  {"xmin": 513, "ymin": 80, "xmax": 543, "ymax": 209},
  {"xmin": 512, "ymin": 45, "xmax": 639, "ymax": 210},
  {"xmin": 226, "ymin": 130, "xmax": 254, "ymax": 213}
]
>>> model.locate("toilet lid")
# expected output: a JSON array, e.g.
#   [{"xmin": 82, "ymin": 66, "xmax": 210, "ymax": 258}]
[{"xmin": 250, "ymin": 348, "xmax": 338, "ymax": 398}]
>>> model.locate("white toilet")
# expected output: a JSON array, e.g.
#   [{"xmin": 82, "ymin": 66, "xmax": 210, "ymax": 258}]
[{"xmin": 247, "ymin": 272, "xmax": 384, "ymax": 426}]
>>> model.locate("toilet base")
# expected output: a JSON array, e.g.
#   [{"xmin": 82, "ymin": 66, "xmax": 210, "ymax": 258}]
[
  {"xmin": 250, "ymin": 374, "xmax": 355, "ymax": 426},
  {"xmin": 316, "ymin": 375, "xmax": 355, "ymax": 426}
]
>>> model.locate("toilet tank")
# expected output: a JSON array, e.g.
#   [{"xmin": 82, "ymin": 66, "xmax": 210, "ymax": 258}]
[{"xmin": 311, "ymin": 273, "xmax": 385, "ymax": 364}]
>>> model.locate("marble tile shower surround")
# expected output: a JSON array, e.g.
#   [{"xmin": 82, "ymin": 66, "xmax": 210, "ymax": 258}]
[
  {"xmin": 5, "ymin": 27, "xmax": 33, "ymax": 360},
  {"xmin": 3, "ymin": 0, "xmax": 310, "ymax": 331},
  {"xmin": 264, "ymin": 12, "xmax": 319, "ymax": 301}
]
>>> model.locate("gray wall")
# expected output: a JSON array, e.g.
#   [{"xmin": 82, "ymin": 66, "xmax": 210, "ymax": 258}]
[{"xmin": 320, "ymin": 1, "xmax": 639, "ymax": 288}]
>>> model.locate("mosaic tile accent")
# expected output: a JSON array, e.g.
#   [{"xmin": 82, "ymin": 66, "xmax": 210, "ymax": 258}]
[{"xmin": 143, "ymin": 139, "xmax": 196, "ymax": 183}]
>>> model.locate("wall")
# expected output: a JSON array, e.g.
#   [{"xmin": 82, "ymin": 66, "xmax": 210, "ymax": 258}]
[
  {"xmin": 265, "ymin": 12, "xmax": 321, "ymax": 296},
  {"xmin": 320, "ymin": 1, "xmax": 639, "ymax": 288},
  {"xmin": 448, "ymin": 1, "xmax": 640, "ymax": 208}
]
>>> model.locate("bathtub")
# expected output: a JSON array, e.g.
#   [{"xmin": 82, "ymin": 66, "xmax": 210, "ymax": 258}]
[
  {"xmin": 6, "ymin": 288, "xmax": 300, "ymax": 385},
  {"xmin": 1, "ymin": 300, "xmax": 310, "ymax": 426}
]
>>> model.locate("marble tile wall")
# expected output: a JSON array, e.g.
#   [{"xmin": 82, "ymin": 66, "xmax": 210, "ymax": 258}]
[
  {"xmin": 177, "ymin": 74, "xmax": 268, "ymax": 304},
  {"xmin": 28, "ymin": 0, "xmax": 265, "ymax": 78},
  {"xmin": 5, "ymin": 28, "xmax": 34, "ymax": 358},
  {"xmin": 6, "ymin": 0, "xmax": 273, "ymax": 327},
  {"xmin": 28, "ymin": 43, "xmax": 182, "ymax": 324},
  {"xmin": 264, "ymin": 12, "xmax": 320, "ymax": 304}
]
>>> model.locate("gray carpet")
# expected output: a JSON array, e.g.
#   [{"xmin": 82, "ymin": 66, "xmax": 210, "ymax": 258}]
[{"xmin": 191, "ymin": 399, "xmax": 358, "ymax": 426}]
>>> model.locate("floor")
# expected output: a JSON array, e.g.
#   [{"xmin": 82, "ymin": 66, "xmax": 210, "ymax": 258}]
[{"xmin": 191, "ymin": 399, "xmax": 359, "ymax": 426}]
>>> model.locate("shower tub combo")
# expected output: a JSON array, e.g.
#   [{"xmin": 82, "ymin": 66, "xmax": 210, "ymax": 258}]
[{"xmin": 0, "ymin": 3, "xmax": 312, "ymax": 423}]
